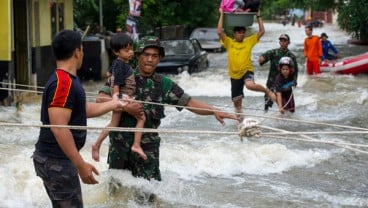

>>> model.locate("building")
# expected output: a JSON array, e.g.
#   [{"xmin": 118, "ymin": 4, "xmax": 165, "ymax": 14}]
[{"xmin": 0, "ymin": 0, "xmax": 74, "ymax": 104}]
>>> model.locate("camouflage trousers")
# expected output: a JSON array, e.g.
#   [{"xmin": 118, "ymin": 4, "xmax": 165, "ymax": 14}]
[
  {"xmin": 32, "ymin": 152, "xmax": 83, "ymax": 208},
  {"xmin": 108, "ymin": 131, "xmax": 162, "ymax": 181}
]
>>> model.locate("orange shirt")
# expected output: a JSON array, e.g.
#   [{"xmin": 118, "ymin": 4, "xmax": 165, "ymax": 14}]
[{"xmin": 304, "ymin": 35, "xmax": 322, "ymax": 62}]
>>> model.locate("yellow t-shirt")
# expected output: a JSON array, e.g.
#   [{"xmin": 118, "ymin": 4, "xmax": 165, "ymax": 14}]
[{"xmin": 221, "ymin": 33, "xmax": 258, "ymax": 79}]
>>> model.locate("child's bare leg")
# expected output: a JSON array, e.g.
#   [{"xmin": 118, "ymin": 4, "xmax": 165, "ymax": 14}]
[
  {"xmin": 268, "ymin": 90, "xmax": 277, "ymax": 102},
  {"xmin": 92, "ymin": 111, "xmax": 122, "ymax": 161},
  {"xmin": 245, "ymin": 80, "xmax": 275, "ymax": 100},
  {"xmin": 131, "ymin": 114, "xmax": 147, "ymax": 160},
  {"xmin": 92, "ymin": 129, "xmax": 108, "ymax": 162}
]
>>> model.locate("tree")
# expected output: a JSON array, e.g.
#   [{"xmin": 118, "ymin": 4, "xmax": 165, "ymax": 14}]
[
  {"xmin": 113, "ymin": 0, "xmax": 218, "ymax": 36},
  {"xmin": 73, "ymin": 0, "xmax": 100, "ymax": 30},
  {"xmin": 75, "ymin": 0, "xmax": 368, "ymax": 42},
  {"xmin": 74, "ymin": 0, "xmax": 121, "ymax": 33},
  {"xmin": 337, "ymin": 0, "xmax": 368, "ymax": 41},
  {"xmin": 258, "ymin": 0, "xmax": 338, "ymax": 20}
]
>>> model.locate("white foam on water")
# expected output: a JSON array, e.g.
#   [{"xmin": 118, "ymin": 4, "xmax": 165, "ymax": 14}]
[
  {"xmin": 266, "ymin": 181, "xmax": 368, "ymax": 207},
  {"xmin": 170, "ymin": 70, "xmax": 231, "ymax": 97},
  {"xmin": 160, "ymin": 139, "xmax": 332, "ymax": 180}
]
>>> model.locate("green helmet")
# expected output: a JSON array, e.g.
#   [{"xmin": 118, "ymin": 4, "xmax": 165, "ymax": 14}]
[{"xmin": 135, "ymin": 36, "xmax": 165, "ymax": 57}]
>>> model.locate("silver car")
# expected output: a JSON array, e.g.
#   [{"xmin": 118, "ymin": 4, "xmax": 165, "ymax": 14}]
[{"xmin": 190, "ymin": 28, "xmax": 225, "ymax": 53}]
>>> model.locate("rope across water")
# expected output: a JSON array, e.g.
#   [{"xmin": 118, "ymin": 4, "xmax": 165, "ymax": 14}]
[{"xmin": 1, "ymin": 84, "xmax": 368, "ymax": 154}]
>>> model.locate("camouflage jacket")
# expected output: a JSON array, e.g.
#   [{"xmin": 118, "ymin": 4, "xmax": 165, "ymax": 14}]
[
  {"xmin": 260, "ymin": 48, "xmax": 298, "ymax": 88},
  {"xmin": 108, "ymin": 70, "xmax": 191, "ymax": 180},
  {"xmin": 111, "ymin": 69, "xmax": 191, "ymax": 142}
]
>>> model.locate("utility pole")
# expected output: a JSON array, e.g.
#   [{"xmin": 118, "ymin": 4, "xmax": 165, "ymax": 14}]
[{"xmin": 99, "ymin": 0, "xmax": 103, "ymax": 33}]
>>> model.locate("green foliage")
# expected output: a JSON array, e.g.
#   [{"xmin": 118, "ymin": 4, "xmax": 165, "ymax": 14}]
[
  {"xmin": 74, "ymin": 0, "xmax": 121, "ymax": 33},
  {"xmin": 261, "ymin": 0, "xmax": 338, "ymax": 19},
  {"xmin": 261, "ymin": 0, "xmax": 291, "ymax": 19},
  {"xmin": 77, "ymin": 0, "xmax": 368, "ymax": 41},
  {"xmin": 337, "ymin": 0, "xmax": 368, "ymax": 41},
  {"xmin": 103, "ymin": 0, "xmax": 123, "ymax": 31},
  {"xmin": 291, "ymin": 0, "xmax": 337, "ymax": 10},
  {"xmin": 113, "ymin": 0, "xmax": 218, "ymax": 36},
  {"xmin": 73, "ymin": 0, "xmax": 99, "ymax": 28},
  {"xmin": 113, "ymin": 0, "xmax": 130, "ymax": 31}
]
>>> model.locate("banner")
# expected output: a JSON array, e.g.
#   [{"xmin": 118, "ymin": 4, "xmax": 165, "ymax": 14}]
[
  {"xmin": 129, "ymin": 0, "xmax": 141, "ymax": 17},
  {"xmin": 126, "ymin": 15, "xmax": 139, "ymax": 40}
]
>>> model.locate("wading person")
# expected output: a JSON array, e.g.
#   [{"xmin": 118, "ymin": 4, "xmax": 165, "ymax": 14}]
[
  {"xmin": 320, "ymin": 32, "xmax": 339, "ymax": 61},
  {"xmin": 217, "ymin": 8, "xmax": 272, "ymax": 119},
  {"xmin": 259, "ymin": 34, "xmax": 298, "ymax": 111},
  {"xmin": 92, "ymin": 32, "xmax": 147, "ymax": 162},
  {"xmin": 273, "ymin": 57, "xmax": 296, "ymax": 113},
  {"xmin": 32, "ymin": 30, "xmax": 124, "ymax": 208},
  {"xmin": 95, "ymin": 37, "xmax": 237, "ymax": 190},
  {"xmin": 304, "ymin": 25, "xmax": 322, "ymax": 75}
]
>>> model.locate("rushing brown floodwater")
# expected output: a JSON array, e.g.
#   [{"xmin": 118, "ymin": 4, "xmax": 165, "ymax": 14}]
[{"xmin": 1, "ymin": 23, "xmax": 367, "ymax": 208}]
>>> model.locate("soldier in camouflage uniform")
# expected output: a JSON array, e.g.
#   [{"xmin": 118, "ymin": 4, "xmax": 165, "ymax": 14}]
[
  {"xmin": 97, "ymin": 36, "xmax": 238, "ymax": 181},
  {"xmin": 258, "ymin": 34, "xmax": 299, "ymax": 111}
]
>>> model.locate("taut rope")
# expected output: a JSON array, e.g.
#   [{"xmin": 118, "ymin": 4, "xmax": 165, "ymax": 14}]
[
  {"xmin": 1, "ymin": 84, "xmax": 368, "ymax": 155},
  {"xmin": 1, "ymin": 122, "xmax": 367, "ymax": 154}
]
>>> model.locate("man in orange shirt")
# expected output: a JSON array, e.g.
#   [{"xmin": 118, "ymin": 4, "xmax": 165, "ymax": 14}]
[{"xmin": 304, "ymin": 25, "xmax": 322, "ymax": 75}]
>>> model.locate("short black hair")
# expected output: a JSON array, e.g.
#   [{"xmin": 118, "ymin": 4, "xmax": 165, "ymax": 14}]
[
  {"xmin": 110, "ymin": 33, "xmax": 133, "ymax": 53},
  {"xmin": 233, "ymin": 26, "xmax": 246, "ymax": 32},
  {"xmin": 305, "ymin": 25, "xmax": 313, "ymax": 31},
  {"xmin": 52, "ymin": 30, "xmax": 82, "ymax": 61}
]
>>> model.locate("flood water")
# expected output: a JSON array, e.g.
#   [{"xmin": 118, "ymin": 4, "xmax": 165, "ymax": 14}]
[{"xmin": 1, "ymin": 22, "xmax": 368, "ymax": 208}]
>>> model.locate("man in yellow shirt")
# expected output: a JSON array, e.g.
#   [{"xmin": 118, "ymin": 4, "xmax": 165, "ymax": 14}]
[{"xmin": 217, "ymin": 8, "xmax": 273, "ymax": 120}]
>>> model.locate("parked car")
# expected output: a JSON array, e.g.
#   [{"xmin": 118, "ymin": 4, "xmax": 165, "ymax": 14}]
[
  {"xmin": 306, "ymin": 20, "xmax": 324, "ymax": 28},
  {"xmin": 190, "ymin": 27, "xmax": 224, "ymax": 52},
  {"xmin": 311, "ymin": 20, "xmax": 323, "ymax": 28},
  {"xmin": 156, "ymin": 39, "xmax": 209, "ymax": 74}
]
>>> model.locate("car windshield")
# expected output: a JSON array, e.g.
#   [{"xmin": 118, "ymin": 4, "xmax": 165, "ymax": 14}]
[
  {"xmin": 190, "ymin": 29, "xmax": 218, "ymax": 41},
  {"xmin": 161, "ymin": 40, "xmax": 194, "ymax": 55}
]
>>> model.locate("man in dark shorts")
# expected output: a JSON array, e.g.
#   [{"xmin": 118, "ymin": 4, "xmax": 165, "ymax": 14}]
[
  {"xmin": 217, "ymin": 8, "xmax": 272, "ymax": 119},
  {"xmin": 32, "ymin": 29, "xmax": 124, "ymax": 207}
]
